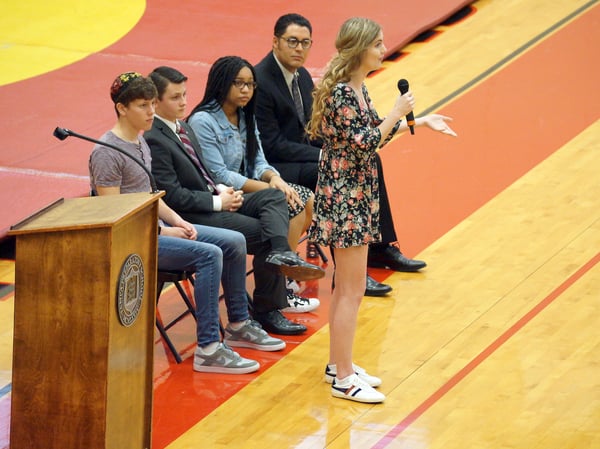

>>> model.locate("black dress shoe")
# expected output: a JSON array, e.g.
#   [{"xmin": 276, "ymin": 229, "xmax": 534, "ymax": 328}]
[
  {"xmin": 265, "ymin": 250, "xmax": 325, "ymax": 281},
  {"xmin": 367, "ymin": 244, "xmax": 426, "ymax": 272},
  {"xmin": 365, "ymin": 275, "xmax": 392, "ymax": 297},
  {"xmin": 253, "ymin": 310, "xmax": 307, "ymax": 335}
]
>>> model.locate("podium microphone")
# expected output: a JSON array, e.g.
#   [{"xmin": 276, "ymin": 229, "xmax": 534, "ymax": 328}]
[
  {"xmin": 397, "ymin": 79, "xmax": 415, "ymax": 135},
  {"xmin": 53, "ymin": 127, "xmax": 159, "ymax": 193}
]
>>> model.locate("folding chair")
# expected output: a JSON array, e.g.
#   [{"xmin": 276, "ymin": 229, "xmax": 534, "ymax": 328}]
[{"xmin": 155, "ymin": 270, "xmax": 197, "ymax": 363}]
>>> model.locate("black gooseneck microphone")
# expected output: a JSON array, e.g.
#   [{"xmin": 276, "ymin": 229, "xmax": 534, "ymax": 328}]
[
  {"xmin": 397, "ymin": 79, "xmax": 415, "ymax": 135},
  {"xmin": 53, "ymin": 127, "xmax": 159, "ymax": 193}
]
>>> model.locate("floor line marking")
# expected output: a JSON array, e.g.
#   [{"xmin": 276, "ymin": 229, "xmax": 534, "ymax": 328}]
[
  {"xmin": 420, "ymin": 0, "xmax": 599, "ymax": 115},
  {"xmin": 0, "ymin": 384, "xmax": 10, "ymax": 399},
  {"xmin": 372, "ymin": 251, "xmax": 600, "ymax": 448},
  {"xmin": 0, "ymin": 166, "xmax": 88, "ymax": 181}
]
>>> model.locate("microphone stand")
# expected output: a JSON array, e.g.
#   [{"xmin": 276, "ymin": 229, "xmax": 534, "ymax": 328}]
[{"xmin": 53, "ymin": 126, "xmax": 160, "ymax": 194}]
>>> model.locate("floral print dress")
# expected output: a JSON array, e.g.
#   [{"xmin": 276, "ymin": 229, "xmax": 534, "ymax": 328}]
[{"xmin": 309, "ymin": 83, "xmax": 401, "ymax": 248}]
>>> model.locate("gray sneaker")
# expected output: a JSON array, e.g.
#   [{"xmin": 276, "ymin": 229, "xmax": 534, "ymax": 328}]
[
  {"xmin": 193, "ymin": 343, "xmax": 260, "ymax": 374},
  {"xmin": 224, "ymin": 320, "xmax": 286, "ymax": 352}
]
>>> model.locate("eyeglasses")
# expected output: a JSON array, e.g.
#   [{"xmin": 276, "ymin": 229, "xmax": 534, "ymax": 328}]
[
  {"xmin": 232, "ymin": 79, "xmax": 257, "ymax": 90},
  {"xmin": 278, "ymin": 36, "xmax": 313, "ymax": 50}
]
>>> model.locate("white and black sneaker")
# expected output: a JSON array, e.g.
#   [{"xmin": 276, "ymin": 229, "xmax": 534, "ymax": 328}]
[
  {"xmin": 331, "ymin": 374, "xmax": 385, "ymax": 403},
  {"xmin": 324, "ymin": 363, "xmax": 382, "ymax": 387},
  {"xmin": 281, "ymin": 290, "xmax": 320, "ymax": 313},
  {"xmin": 286, "ymin": 277, "xmax": 301, "ymax": 294}
]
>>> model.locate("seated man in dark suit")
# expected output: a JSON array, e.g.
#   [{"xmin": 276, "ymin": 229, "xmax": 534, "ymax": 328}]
[
  {"xmin": 254, "ymin": 13, "xmax": 427, "ymax": 297},
  {"xmin": 144, "ymin": 66, "xmax": 324, "ymax": 336}
]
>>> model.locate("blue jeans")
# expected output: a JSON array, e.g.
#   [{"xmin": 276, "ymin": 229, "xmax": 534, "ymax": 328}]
[{"xmin": 157, "ymin": 225, "xmax": 248, "ymax": 346}]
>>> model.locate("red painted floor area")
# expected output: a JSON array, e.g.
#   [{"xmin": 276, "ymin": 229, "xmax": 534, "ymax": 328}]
[{"xmin": 0, "ymin": 0, "xmax": 472, "ymax": 238}]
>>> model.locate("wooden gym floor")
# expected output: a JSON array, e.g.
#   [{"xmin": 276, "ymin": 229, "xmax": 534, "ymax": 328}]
[{"xmin": 0, "ymin": 0, "xmax": 599, "ymax": 448}]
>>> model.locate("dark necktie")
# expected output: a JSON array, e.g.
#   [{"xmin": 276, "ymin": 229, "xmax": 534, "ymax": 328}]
[
  {"xmin": 176, "ymin": 123, "xmax": 218, "ymax": 193},
  {"xmin": 291, "ymin": 74, "xmax": 305, "ymax": 124}
]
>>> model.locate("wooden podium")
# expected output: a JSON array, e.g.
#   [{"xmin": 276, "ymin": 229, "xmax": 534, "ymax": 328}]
[{"xmin": 8, "ymin": 192, "xmax": 163, "ymax": 449}]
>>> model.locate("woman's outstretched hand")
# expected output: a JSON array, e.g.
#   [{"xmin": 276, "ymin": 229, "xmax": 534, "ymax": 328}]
[{"xmin": 421, "ymin": 114, "xmax": 457, "ymax": 137}]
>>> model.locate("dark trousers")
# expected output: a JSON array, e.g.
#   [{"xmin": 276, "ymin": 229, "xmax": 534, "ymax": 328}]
[
  {"xmin": 180, "ymin": 188, "xmax": 289, "ymax": 313},
  {"xmin": 271, "ymin": 161, "xmax": 319, "ymax": 195},
  {"xmin": 374, "ymin": 152, "xmax": 398, "ymax": 244}
]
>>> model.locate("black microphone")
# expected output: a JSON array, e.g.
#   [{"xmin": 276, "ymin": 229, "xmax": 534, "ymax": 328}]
[
  {"xmin": 397, "ymin": 79, "xmax": 415, "ymax": 135},
  {"xmin": 53, "ymin": 127, "xmax": 159, "ymax": 193}
]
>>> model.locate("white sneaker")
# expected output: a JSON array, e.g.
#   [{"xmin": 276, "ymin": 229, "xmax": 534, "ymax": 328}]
[
  {"xmin": 286, "ymin": 278, "xmax": 301, "ymax": 294},
  {"xmin": 331, "ymin": 374, "xmax": 385, "ymax": 403},
  {"xmin": 281, "ymin": 290, "xmax": 320, "ymax": 313},
  {"xmin": 324, "ymin": 363, "xmax": 382, "ymax": 387}
]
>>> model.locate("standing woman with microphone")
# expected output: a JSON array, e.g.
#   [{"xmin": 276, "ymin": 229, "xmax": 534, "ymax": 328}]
[{"xmin": 307, "ymin": 17, "xmax": 456, "ymax": 403}]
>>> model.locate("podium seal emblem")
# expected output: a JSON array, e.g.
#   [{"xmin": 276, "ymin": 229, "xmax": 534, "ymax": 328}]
[{"xmin": 117, "ymin": 253, "xmax": 145, "ymax": 326}]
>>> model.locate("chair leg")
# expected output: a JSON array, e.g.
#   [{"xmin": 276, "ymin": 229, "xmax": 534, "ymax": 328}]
[
  {"xmin": 298, "ymin": 234, "xmax": 328, "ymax": 263},
  {"xmin": 246, "ymin": 291, "xmax": 255, "ymax": 316},
  {"xmin": 156, "ymin": 280, "xmax": 184, "ymax": 364},
  {"xmin": 155, "ymin": 276, "xmax": 200, "ymax": 364},
  {"xmin": 173, "ymin": 281, "xmax": 197, "ymax": 322},
  {"xmin": 156, "ymin": 317, "xmax": 183, "ymax": 363},
  {"xmin": 313, "ymin": 243, "xmax": 328, "ymax": 263}
]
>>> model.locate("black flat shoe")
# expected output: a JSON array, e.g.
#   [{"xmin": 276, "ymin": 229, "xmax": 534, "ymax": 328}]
[
  {"xmin": 253, "ymin": 310, "xmax": 307, "ymax": 335},
  {"xmin": 367, "ymin": 244, "xmax": 426, "ymax": 272},
  {"xmin": 365, "ymin": 275, "xmax": 392, "ymax": 297},
  {"xmin": 265, "ymin": 250, "xmax": 325, "ymax": 281}
]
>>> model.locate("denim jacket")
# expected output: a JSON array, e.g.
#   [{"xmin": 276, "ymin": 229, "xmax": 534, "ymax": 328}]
[{"xmin": 188, "ymin": 103, "xmax": 279, "ymax": 190}]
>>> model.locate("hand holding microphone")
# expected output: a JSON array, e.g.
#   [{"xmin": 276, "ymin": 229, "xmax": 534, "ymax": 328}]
[
  {"xmin": 397, "ymin": 79, "xmax": 415, "ymax": 134},
  {"xmin": 394, "ymin": 80, "xmax": 457, "ymax": 137}
]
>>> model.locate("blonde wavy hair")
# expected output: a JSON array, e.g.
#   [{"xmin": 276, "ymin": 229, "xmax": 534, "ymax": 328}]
[{"xmin": 306, "ymin": 17, "xmax": 382, "ymax": 140}]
